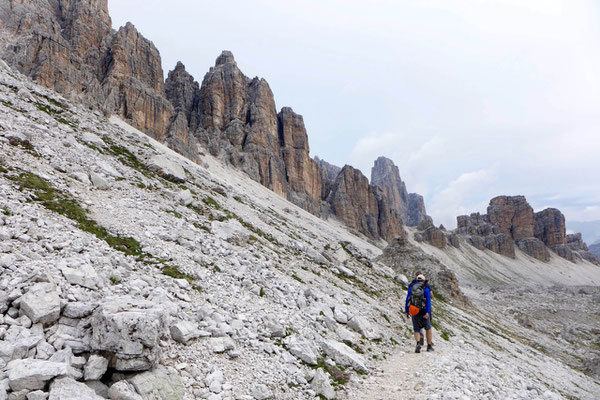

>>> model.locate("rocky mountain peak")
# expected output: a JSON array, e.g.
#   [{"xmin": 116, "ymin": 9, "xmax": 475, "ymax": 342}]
[
  {"xmin": 215, "ymin": 50, "xmax": 236, "ymax": 66},
  {"xmin": 370, "ymin": 156, "xmax": 430, "ymax": 227}
]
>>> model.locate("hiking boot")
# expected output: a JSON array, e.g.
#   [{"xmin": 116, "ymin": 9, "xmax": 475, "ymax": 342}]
[
  {"xmin": 415, "ymin": 343, "xmax": 422, "ymax": 353},
  {"xmin": 418, "ymin": 336, "xmax": 424, "ymax": 346},
  {"xmin": 427, "ymin": 344, "xmax": 434, "ymax": 352}
]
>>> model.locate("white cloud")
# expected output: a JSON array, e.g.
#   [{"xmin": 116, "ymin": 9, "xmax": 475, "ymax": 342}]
[{"xmin": 429, "ymin": 169, "xmax": 496, "ymax": 228}]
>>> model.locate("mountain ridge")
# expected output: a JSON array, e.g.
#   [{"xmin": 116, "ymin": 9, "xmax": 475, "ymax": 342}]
[{"xmin": 0, "ymin": 1, "xmax": 431, "ymax": 241}]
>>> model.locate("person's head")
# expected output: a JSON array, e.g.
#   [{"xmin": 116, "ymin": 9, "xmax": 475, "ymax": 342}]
[
  {"xmin": 416, "ymin": 274, "xmax": 425, "ymax": 282},
  {"xmin": 415, "ymin": 271, "xmax": 422, "ymax": 278}
]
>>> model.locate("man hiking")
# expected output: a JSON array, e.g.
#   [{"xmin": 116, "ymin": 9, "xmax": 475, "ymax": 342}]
[{"xmin": 405, "ymin": 273, "xmax": 434, "ymax": 353}]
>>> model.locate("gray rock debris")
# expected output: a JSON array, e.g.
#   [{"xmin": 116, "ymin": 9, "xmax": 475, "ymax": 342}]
[
  {"xmin": 107, "ymin": 381, "xmax": 143, "ymax": 400},
  {"xmin": 18, "ymin": 283, "xmax": 61, "ymax": 325},
  {"xmin": 283, "ymin": 335, "xmax": 319, "ymax": 365}
]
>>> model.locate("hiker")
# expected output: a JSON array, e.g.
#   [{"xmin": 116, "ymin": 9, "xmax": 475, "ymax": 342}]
[{"xmin": 405, "ymin": 273, "xmax": 434, "ymax": 353}]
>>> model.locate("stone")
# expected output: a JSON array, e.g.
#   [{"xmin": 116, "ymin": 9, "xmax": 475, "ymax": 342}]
[
  {"xmin": 347, "ymin": 316, "xmax": 381, "ymax": 340},
  {"xmin": 26, "ymin": 391, "xmax": 48, "ymax": 400},
  {"xmin": 107, "ymin": 381, "xmax": 143, "ymax": 400},
  {"xmin": 7, "ymin": 359, "xmax": 69, "ymax": 391},
  {"xmin": 84, "ymin": 381, "xmax": 109, "ymax": 398},
  {"xmin": 321, "ymin": 339, "xmax": 367, "ymax": 372},
  {"xmin": 283, "ymin": 335, "xmax": 319, "ymax": 365},
  {"xmin": 90, "ymin": 297, "xmax": 167, "ymax": 371},
  {"xmin": 484, "ymin": 234, "xmax": 515, "ymax": 258},
  {"xmin": 19, "ymin": 283, "xmax": 61, "ymax": 325},
  {"xmin": 170, "ymin": 321, "xmax": 200, "ymax": 344},
  {"xmin": 49, "ymin": 377, "xmax": 103, "ymax": 400},
  {"xmin": 84, "ymin": 355, "xmax": 109, "ymax": 381},
  {"xmin": 127, "ymin": 366, "xmax": 185, "ymax": 400},
  {"xmin": 311, "ymin": 368, "xmax": 336, "ymax": 399},
  {"xmin": 61, "ymin": 264, "xmax": 101, "ymax": 290},
  {"xmin": 175, "ymin": 189, "xmax": 193, "ymax": 206},
  {"xmin": 89, "ymin": 172, "xmax": 110, "ymax": 190},
  {"xmin": 249, "ymin": 384, "xmax": 271, "ymax": 400},
  {"xmin": 147, "ymin": 155, "xmax": 186, "ymax": 183}
]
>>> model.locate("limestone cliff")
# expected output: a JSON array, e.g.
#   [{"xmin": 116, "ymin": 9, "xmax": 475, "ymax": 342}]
[{"xmin": 0, "ymin": 0, "xmax": 173, "ymax": 139}]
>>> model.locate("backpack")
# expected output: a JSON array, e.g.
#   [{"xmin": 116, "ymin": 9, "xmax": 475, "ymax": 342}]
[{"xmin": 408, "ymin": 283, "xmax": 427, "ymax": 316}]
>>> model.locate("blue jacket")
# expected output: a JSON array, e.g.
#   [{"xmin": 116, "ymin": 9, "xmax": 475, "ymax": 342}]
[{"xmin": 405, "ymin": 281, "xmax": 431, "ymax": 315}]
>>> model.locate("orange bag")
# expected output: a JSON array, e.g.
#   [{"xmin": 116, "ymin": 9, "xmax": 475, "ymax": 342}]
[{"xmin": 409, "ymin": 305, "xmax": 420, "ymax": 316}]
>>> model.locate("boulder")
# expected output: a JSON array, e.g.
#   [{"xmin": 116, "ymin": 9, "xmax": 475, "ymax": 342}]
[
  {"xmin": 147, "ymin": 156, "xmax": 186, "ymax": 183},
  {"xmin": 107, "ymin": 381, "xmax": 143, "ymax": 400},
  {"xmin": 7, "ymin": 359, "xmax": 69, "ymax": 391},
  {"xmin": 126, "ymin": 366, "xmax": 185, "ymax": 400},
  {"xmin": 90, "ymin": 297, "xmax": 167, "ymax": 371},
  {"xmin": 84, "ymin": 355, "xmax": 109, "ymax": 381},
  {"xmin": 311, "ymin": 368, "xmax": 336, "ymax": 399},
  {"xmin": 347, "ymin": 316, "xmax": 382, "ymax": 340},
  {"xmin": 170, "ymin": 321, "xmax": 200, "ymax": 344},
  {"xmin": 283, "ymin": 335, "xmax": 319, "ymax": 365},
  {"xmin": 19, "ymin": 283, "xmax": 61, "ymax": 325},
  {"xmin": 61, "ymin": 264, "xmax": 102, "ymax": 290},
  {"xmin": 321, "ymin": 339, "xmax": 367, "ymax": 372},
  {"xmin": 89, "ymin": 172, "xmax": 110, "ymax": 190},
  {"xmin": 49, "ymin": 377, "xmax": 103, "ymax": 400}
]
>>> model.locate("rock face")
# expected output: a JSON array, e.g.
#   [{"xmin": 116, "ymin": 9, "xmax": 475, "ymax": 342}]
[
  {"xmin": 487, "ymin": 196, "xmax": 534, "ymax": 240},
  {"xmin": 458, "ymin": 198, "xmax": 599, "ymax": 264},
  {"xmin": 327, "ymin": 165, "xmax": 380, "ymax": 238},
  {"xmin": 0, "ymin": 0, "xmax": 173, "ymax": 139},
  {"xmin": 534, "ymin": 208, "xmax": 566, "ymax": 247},
  {"xmin": 370, "ymin": 156, "xmax": 431, "ymax": 227}
]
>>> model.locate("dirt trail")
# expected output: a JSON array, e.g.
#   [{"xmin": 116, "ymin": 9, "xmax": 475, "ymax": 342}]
[{"xmin": 347, "ymin": 336, "xmax": 453, "ymax": 400}]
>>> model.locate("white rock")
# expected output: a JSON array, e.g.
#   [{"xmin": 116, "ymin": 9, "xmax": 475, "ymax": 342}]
[
  {"xmin": 19, "ymin": 283, "xmax": 61, "ymax": 325},
  {"xmin": 283, "ymin": 335, "xmax": 319, "ymax": 365},
  {"xmin": 90, "ymin": 296, "xmax": 167, "ymax": 371},
  {"xmin": 170, "ymin": 320, "xmax": 200, "ymax": 344},
  {"xmin": 89, "ymin": 172, "xmax": 110, "ymax": 190},
  {"xmin": 210, "ymin": 337, "xmax": 235, "ymax": 354},
  {"xmin": 7, "ymin": 359, "xmax": 69, "ymax": 391},
  {"xmin": 127, "ymin": 366, "xmax": 184, "ymax": 400},
  {"xmin": 147, "ymin": 155, "xmax": 186, "ymax": 182},
  {"xmin": 84, "ymin": 354, "xmax": 109, "ymax": 381},
  {"xmin": 175, "ymin": 189, "xmax": 193, "ymax": 206},
  {"xmin": 347, "ymin": 315, "xmax": 382, "ymax": 340},
  {"xmin": 49, "ymin": 377, "xmax": 103, "ymax": 400},
  {"xmin": 26, "ymin": 390, "xmax": 48, "ymax": 400},
  {"xmin": 107, "ymin": 381, "xmax": 143, "ymax": 400},
  {"xmin": 311, "ymin": 368, "xmax": 336, "ymax": 399},
  {"xmin": 81, "ymin": 132, "xmax": 105, "ymax": 147},
  {"xmin": 321, "ymin": 339, "xmax": 367, "ymax": 372},
  {"xmin": 61, "ymin": 264, "xmax": 101, "ymax": 290}
]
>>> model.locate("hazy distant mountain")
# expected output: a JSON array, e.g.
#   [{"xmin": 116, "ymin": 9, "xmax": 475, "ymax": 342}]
[{"xmin": 567, "ymin": 220, "xmax": 600, "ymax": 244}]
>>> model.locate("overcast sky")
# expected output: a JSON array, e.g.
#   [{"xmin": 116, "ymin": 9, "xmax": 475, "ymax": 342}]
[{"xmin": 108, "ymin": 0, "xmax": 600, "ymax": 231}]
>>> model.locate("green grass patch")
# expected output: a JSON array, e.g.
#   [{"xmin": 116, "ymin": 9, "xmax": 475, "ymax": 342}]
[
  {"xmin": 259, "ymin": 287, "xmax": 266, "ymax": 297},
  {"xmin": 291, "ymin": 274, "xmax": 303, "ymax": 283},
  {"xmin": 233, "ymin": 195, "xmax": 244, "ymax": 203},
  {"xmin": 202, "ymin": 196, "xmax": 222, "ymax": 210},
  {"xmin": 8, "ymin": 137, "xmax": 40, "ymax": 157},
  {"xmin": 10, "ymin": 171, "xmax": 144, "ymax": 258},
  {"xmin": 161, "ymin": 264, "xmax": 194, "ymax": 283},
  {"xmin": 1, "ymin": 207, "xmax": 11, "ymax": 216},
  {"xmin": 166, "ymin": 209, "xmax": 182, "ymax": 219}
]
